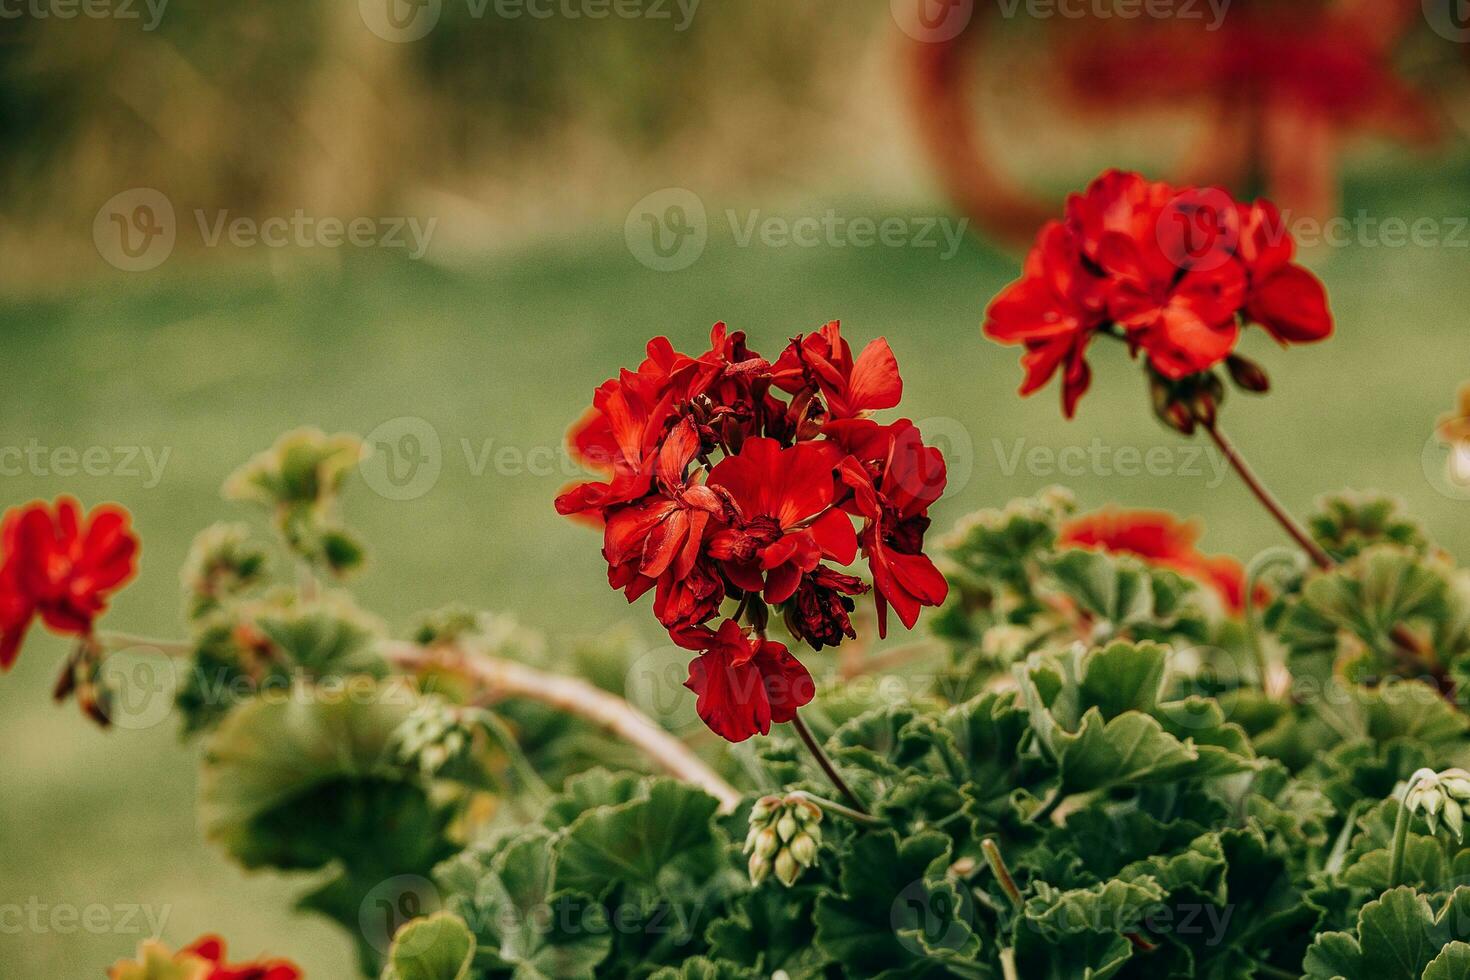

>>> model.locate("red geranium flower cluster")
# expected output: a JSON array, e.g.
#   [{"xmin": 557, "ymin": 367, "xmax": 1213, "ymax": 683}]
[
  {"xmin": 557, "ymin": 321, "xmax": 949, "ymax": 742},
  {"xmin": 0, "ymin": 497, "xmax": 139, "ymax": 671},
  {"xmin": 985, "ymin": 169, "xmax": 1333, "ymax": 417}
]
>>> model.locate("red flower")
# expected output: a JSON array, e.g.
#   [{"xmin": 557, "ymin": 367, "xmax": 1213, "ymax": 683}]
[
  {"xmin": 1236, "ymin": 200, "xmax": 1333, "ymax": 346},
  {"xmin": 0, "ymin": 497, "xmax": 138, "ymax": 671},
  {"xmin": 770, "ymin": 320, "xmax": 903, "ymax": 421},
  {"xmin": 835, "ymin": 420, "xmax": 949, "ymax": 636},
  {"xmin": 985, "ymin": 170, "xmax": 1332, "ymax": 413},
  {"xmin": 1058, "ymin": 508, "xmax": 1251, "ymax": 614},
  {"xmin": 559, "ymin": 323, "xmax": 947, "ymax": 740},
  {"xmin": 683, "ymin": 619, "xmax": 814, "ymax": 742},
  {"xmin": 984, "ymin": 221, "xmax": 1107, "ymax": 418},
  {"xmin": 183, "ymin": 935, "xmax": 303, "ymax": 980},
  {"xmin": 707, "ymin": 438, "xmax": 857, "ymax": 604}
]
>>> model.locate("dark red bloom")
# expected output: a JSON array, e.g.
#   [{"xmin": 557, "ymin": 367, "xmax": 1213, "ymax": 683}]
[
  {"xmin": 683, "ymin": 618, "xmax": 814, "ymax": 742},
  {"xmin": 785, "ymin": 565, "xmax": 868, "ymax": 650},
  {"xmin": 707, "ymin": 438, "xmax": 857, "ymax": 604},
  {"xmin": 984, "ymin": 221, "xmax": 1107, "ymax": 418},
  {"xmin": 835, "ymin": 420, "xmax": 949, "ymax": 636},
  {"xmin": 0, "ymin": 497, "xmax": 138, "ymax": 671},
  {"xmin": 771, "ymin": 319, "xmax": 903, "ymax": 421},
  {"xmin": 560, "ymin": 323, "xmax": 946, "ymax": 741},
  {"xmin": 985, "ymin": 170, "xmax": 1332, "ymax": 414},
  {"xmin": 1058, "ymin": 508, "xmax": 1252, "ymax": 614}
]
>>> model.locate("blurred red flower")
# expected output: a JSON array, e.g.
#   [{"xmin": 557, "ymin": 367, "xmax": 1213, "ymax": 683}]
[
  {"xmin": 985, "ymin": 170, "xmax": 1332, "ymax": 414},
  {"xmin": 0, "ymin": 497, "xmax": 138, "ymax": 671},
  {"xmin": 1058, "ymin": 507, "xmax": 1251, "ymax": 614}
]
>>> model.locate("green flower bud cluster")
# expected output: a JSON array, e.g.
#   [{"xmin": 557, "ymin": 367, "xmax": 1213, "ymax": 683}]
[
  {"xmin": 1405, "ymin": 767, "xmax": 1470, "ymax": 841},
  {"xmin": 393, "ymin": 699, "xmax": 474, "ymax": 778},
  {"xmin": 745, "ymin": 794, "xmax": 822, "ymax": 887}
]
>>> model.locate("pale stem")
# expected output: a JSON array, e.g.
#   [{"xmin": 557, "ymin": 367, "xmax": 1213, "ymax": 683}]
[{"xmin": 385, "ymin": 640, "xmax": 742, "ymax": 813}]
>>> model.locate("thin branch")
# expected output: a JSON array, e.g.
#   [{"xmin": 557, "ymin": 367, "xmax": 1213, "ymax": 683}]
[
  {"xmin": 790, "ymin": 710, "xmax": 869, "ymax": 814},
  {"xmin": 1202, "ymin": 421, "xmax": 1332, "ymax": 571},
  {"xmin": 385, "ymin": 640, "xmax": 741, "ymax": 813}
]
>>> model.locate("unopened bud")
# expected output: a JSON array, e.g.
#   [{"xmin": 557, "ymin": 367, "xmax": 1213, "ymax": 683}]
[
  {"xmin": 752, "ymin": 827, "xmax": 780, "ymax": 861},
  {"xmin": 748, "ymin": 851, "xmax": 770, "ymax": 885},
  {"xmin": 789, "ymin": 832, "xmax": 818, "ymax": 867},
  {"xmin": 776, "ymin": 811, "xmax": 799, "ymax": 842},
  {"xmin": 1225, "ymin": 354, "xmax": 1270, "ymax": 393},
  {"xmin": 774, "ymin": 848, "xmax": 801, "ymax": 887}
]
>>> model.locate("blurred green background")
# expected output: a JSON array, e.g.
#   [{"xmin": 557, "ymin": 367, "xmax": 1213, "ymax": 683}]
[{"xmin": 3, "ymin": 2, "xmax": 1470, "ymax": 976}]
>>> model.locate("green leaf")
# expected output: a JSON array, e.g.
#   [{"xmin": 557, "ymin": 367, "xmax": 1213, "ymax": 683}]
[
  {"xmin": 1425, "ymin": 942, "xmax": 1470, "ymax": 980},
  {"xmin": 200, "ymin": 680, "xmax": 454, "ymax": 973},
  {"xmin": 382, "ymin": 912, "xmax": 475, "ymax": 980},
  {"xmin": 554, "ymin": 779, "xmax": 724, "ymax": 897},
  {"xmin": 814, "ymin": 830, "xmax": 979, "ymax": 976}
]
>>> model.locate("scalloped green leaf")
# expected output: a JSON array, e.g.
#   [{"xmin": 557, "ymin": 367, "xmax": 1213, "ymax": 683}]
[{"xmin": 382, "ymin": 912, "xmax": 475, "ymax": 980}]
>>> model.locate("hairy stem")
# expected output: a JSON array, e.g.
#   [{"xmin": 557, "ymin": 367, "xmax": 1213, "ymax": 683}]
[
  {"xmin": 788, "ymin": 789, "xmax": 886, "ymax": 827},
  {"xmin": 981, "ymin": 839, "xmax": 1023, "ymax": 908},
  {"xmin": 386, "ymin": 641, "xmax": 741, "ymax": 812},
  {"xmin": 1202, "ymin": 421, "xmax": 1332, "ymax": 571},
  {"xmin": 1390, "ymin": 769, "xmax": 1435, "ymax": 888},
  {"xmin": 790, "ymin": 710, "xmax": 870, "ymax": 814}
]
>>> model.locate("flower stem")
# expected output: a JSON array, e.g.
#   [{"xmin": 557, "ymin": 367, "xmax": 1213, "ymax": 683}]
[
  {"xmin": 790, "ymin": 710, "xmax": 869, "ymax": 815},
  {"xmin": 981, "ymin": 839, "xmax": 1023, "ymax": 908},
  {"xmin": 1390, "ymin": 769, "xmax": 1435, "ymax": 888},
  {"xmin": 788, "ymin": 789, "xmax": 886, "ymax": 827},
  {"xmin": 386, "ymin": 640, "xmax": 741, "ymax": 812},
  {"xmin": 93, "ymin": 631, "xmax": 192, "ymax": 656},
  {"xmin": 1202, "ymin": 420, "xmax": 1332, "ymax": 571}
]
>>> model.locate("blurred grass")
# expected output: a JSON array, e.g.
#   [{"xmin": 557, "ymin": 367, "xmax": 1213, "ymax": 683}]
[{"xmin": 2, "ymin": 160, "xmax": 1470, "ymax": 975}]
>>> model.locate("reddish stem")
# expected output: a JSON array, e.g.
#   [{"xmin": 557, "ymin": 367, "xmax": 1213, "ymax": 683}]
[
  {"xmin": 1202, "ymin": 421, "xmax": 1332, "ymax": 571},
  {"xmin": 791, "ymin": 711, "xmax": 869, "ymax": 815}
]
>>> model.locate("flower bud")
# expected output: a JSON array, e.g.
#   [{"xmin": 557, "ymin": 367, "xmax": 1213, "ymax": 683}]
[
  {"xmin": 748, "ymin": 851, "xmax": 771, "ymax": 886},
  {"xmin": 745, "ymin": 793, "xmax": 824, "ymax": 887},
  {"xmin": 1404, "ymin": 767, "xmax": 1470, "ymax": 841},
  {"xmin": 774, "ymin": 848, "xmax": 801, "ymax": 887},
  {"xmin": 788, "ymin": 832, "xmax": 818, "ymax": 867},
  {"xmin": 1225, "ymin": 354, "xmax": 1270, "ymax": 393},
  {"xmin": 776, "ymin": 811, "xmax": 799, "ymax": 842}
]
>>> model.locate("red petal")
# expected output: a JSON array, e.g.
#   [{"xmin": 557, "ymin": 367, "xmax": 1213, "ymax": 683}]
[{"xmin": 1246, "ymin": 264, "xmax": 1333, "ymax": 344}]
